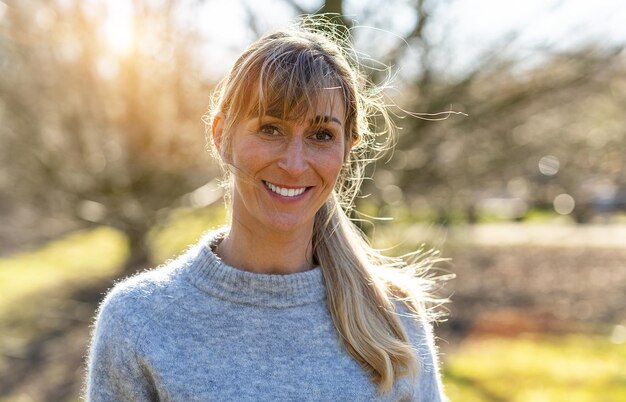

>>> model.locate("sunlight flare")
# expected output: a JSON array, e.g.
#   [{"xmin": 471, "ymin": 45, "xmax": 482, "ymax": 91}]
[{"xmin": 100, "ymin": 1, "xmax": 135, "ymax": 56}]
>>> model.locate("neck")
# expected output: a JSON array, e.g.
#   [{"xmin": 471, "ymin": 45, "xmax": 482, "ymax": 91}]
[{"xmin": 216, "ymin": 221, "xmax": 316, "ymax": 275}]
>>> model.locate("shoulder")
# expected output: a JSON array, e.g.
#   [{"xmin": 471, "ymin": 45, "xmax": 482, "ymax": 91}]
[
  {"xmin": 94, "ymin": 247, "xmax": 200, "ymax": 336},
  {"xmin": 392, "ymin": 301, "xmax": 448, "ymax": 401},
  {"xmin": 393, "ymin": 301, "xmax": 441, "ymax": 370},
  {"xmin": 87, "ymin": 264, "xmax": 187, "ymax": 401},
  {"xmin": 94, "ymin": 229, "xmax": 226, "ymax": 330}
]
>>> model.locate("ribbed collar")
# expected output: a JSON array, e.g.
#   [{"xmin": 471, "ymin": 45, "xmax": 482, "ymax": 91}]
[{"xmin": 182, "ymin": 231, "xmax": 326, "ymax": 308}]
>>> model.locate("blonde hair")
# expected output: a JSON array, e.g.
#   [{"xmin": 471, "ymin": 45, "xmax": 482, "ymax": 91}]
[{"xmin": 205, "ymin": 17, "xmax": 445, "ymax": 393}]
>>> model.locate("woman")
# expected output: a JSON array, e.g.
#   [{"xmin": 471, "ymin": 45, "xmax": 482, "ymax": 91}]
[{"xmin": 86, "ymin": 18, "xmax": 448, "ymax": 402}]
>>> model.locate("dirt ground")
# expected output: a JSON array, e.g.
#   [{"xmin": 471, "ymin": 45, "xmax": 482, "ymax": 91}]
[{"xmin": 438, "ymin": 245, "xmax": 626, "ymax": 346}]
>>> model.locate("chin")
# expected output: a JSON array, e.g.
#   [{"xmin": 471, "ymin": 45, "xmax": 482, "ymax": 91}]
[{"xmin": 260, "ymin": 213, "xmax": 315, "ymax": 234}]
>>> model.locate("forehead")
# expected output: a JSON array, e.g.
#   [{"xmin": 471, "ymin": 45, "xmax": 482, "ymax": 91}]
[
  {"xmin": 305, "ymin": 89, "xmax": 345, "ymax": 121},
  {"xmin": 247, "ymin": 86, "xmax": 346, "ymax": 125}
]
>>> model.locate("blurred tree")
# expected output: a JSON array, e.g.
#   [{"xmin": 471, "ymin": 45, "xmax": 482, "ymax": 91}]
[
  {"xmin": 0, "ymin": 0, "xmax": 217, "ymax": 268},
  {"xmin": 396, "ymin": 46, "xmax": 625, "ymax": 223}
]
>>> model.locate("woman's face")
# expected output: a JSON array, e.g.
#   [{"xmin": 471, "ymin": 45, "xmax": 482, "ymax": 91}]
[{"xmin": 216, "ymin": 90, "xmax": 347, "ymax": 235}]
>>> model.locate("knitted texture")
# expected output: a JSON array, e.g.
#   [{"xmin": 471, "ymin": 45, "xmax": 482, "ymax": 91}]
[{"xmin": 85, "ymin": 232, "xmax": 447, "ymax": 401}]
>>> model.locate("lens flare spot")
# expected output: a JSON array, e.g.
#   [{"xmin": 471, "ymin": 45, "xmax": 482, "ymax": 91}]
[
  {"xmin": 553, "ymin": 193, "xmax": 575, "ymax": 215},
  {"xmin": 538, "ymin": 155, "xmax": 560, "ymax": 176}
]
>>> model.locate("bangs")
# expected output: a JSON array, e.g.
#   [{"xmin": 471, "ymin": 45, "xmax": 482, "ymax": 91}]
[{"xmin": 246, "ymin": 47, "xmax": 348, "ymax": 124}]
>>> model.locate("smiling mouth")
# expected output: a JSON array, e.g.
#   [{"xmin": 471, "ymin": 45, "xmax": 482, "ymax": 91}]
[{"xmin": 263, "ymin": 181, "xmax": 308, "ymax": 197}]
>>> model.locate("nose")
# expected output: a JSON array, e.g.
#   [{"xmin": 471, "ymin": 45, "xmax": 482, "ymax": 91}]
[{"xmin": 277, "ymin": 137, "xmax": 308, "ymax": 177}]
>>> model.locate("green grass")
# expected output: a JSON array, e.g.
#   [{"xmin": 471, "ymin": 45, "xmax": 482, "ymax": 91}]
[
  {"xmin": 0, "ymin": 227, "xmax": 128, "ymax": 312},
  {"xmin": 443, "ymin": 334, "xmax": 626, "ymax": 402},
  {"xmin": 0, "ymin": 204, "xmax": 227, "ymax": 313},
  {"xmin": 613, "ymin": 212, "xmax": 626, "ymax": 224},
  {"xmin": 148, "ymin": 204, "xmax": 227, "ymax": 264}
]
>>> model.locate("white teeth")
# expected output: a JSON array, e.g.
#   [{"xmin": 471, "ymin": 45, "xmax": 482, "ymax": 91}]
[{"xmin": 265, "ymin": 182, "xmax": 306, "ymax": 197}]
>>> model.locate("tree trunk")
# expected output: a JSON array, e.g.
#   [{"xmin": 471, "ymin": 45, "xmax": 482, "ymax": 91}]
[
  {"xmin": 319, "ymin": 0, "xmax": 351, "ymax": 33},
  {"xmin": 122, "ymin": 229, "xmax": 152, "ymax": 274},
  {"xmin": 320, "ymin": 0, "xmax": 343, "ymax": 15}
]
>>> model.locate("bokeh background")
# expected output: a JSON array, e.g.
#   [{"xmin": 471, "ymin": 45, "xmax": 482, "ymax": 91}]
[{"xmin": 1, "ymin": 0, "xmax": 626, "ymax": 400}]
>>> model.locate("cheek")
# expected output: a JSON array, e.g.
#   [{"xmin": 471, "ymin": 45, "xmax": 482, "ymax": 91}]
[
  {"xmin": 317, "ymin": 149, "xmax": 346, "ymax": 184},
  {"xmin": 230, "ymin": 137, "xmax": 270, "ymax": 173}
]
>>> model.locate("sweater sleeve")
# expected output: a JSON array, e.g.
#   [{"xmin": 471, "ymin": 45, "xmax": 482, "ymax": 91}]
[
  {"xmin": 85, "ymin": 285, "xmax": 155, "ymax": 402},
  {"xmin": 395, "ymin": 303, "xmax": 448, "ymax": 402}
]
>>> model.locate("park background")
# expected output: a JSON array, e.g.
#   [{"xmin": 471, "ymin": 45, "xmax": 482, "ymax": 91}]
[{"xmin": 1, "ymin": 0, "xmax": 626, "ymax": 400}]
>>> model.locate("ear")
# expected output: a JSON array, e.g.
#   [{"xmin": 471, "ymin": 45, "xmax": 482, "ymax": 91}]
[{"xmin": 211, "ymin": 113, "xmax": 226, "ymax": 159}]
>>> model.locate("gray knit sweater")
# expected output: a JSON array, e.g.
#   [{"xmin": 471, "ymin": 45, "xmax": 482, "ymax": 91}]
[{"xmin": 85, "ymin": 232, "xmax": 447, "ymax": 401}]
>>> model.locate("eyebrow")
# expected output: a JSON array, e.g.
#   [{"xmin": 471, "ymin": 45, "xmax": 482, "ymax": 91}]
[
  {"xmin": 311, "ymin": 115, "xmax": 343, "ymax": 126},
  {"xmin": 260, "ymin": 114, "xmax": 343, "ymax": 127}
]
